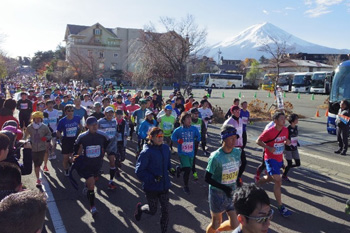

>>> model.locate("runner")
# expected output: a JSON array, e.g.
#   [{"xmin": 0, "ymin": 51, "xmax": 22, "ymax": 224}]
[
  {"xmin": 256, "ymin": 112, "xmax": 292, "ymax": 217},
  {"xmin": 16, "ymin": 92, "xmax": 33, "ymax": 129},
  {"xmin": 126, "ymin": 97, "xmax": 140, "ymax": 140},
  {"xmin": 138, "ymin": 110, "xmax": 157, "ymax": 145},
  {"xmin": 24, "ymin": 111, "xmax": 52, "ymax": 186},
  {"xmin": 171, "ymin": 112, "xmax": 201, "ymax": 194},
  {"xmin": 158, "ymin": 105, "xmax": 176, "ymax": 152},
  {"xmin": 44, "ymin": 99, "xmax": 60, "ymax": 160},
  {"xmin": 90, "ymin": 102, "xmax": 105, "ymax": 120},
  {"xmin": 282, "ymin": 113, "xmax": 301, "ymax": 182},
  {"xmin": 97, "ymin": 106, "xmax": 119, "ymax": 190},
  {"xmin": 223, "ymin": 105, "xmax": 246, "ymax": 187},
  {"xmin": 240, "ymin": 101, "xmax": 250, "ymax": 149},
  {"xmin": 57, "ymin": 104, "xmax": 83, "ymax": 176},
  {"xmin": 190, "ymin": 107, "xmax": 207, "ymax": 180},
  {"xmin": 231, "ymin": 184, "xmax": 272, "ymax": 233},
  {"xmin": 134, "ymin": 127, "xmax": 174, "ymax": 233},
  {"xmin": 198, "ymin": 99, "xmax": 213, "ymax": 128},
  {"xmin": 115, "ymin": 110, "xmax": 129, "ymax": 175},
  {"xmin": 70, "ymin": 116, "xmax": 110, "ymax": 215},
  {"xmin": 205, "ymin": 125, "xmax": 240, "ymax": 233}
]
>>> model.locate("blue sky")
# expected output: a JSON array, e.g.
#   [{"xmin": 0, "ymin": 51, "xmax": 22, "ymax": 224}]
[{"xmin": 0, "ymin": 0, "xmax": 349, "ymax": 58}]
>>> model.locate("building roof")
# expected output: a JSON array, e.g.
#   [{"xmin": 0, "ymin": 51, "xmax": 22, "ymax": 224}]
[{"xmin": 66, "ymin": 24, "xmax": 115, "ymax": 36}]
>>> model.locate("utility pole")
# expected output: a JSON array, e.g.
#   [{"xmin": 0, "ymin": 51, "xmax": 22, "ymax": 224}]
[{"xmin": 217, "ymin": 49, "xmax": 222, "ymax": 65}]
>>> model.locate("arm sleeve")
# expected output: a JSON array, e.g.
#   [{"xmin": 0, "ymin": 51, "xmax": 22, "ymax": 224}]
[
  {"xmin": 135, "ymin": 150, "xmax": 154, "ymax": 183},
  {"xmin": 205, "ymin": 171, "xmax": 231, "ymax": 192}
]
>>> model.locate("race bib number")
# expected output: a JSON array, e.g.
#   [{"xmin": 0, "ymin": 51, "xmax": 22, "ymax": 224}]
[
  {"xmin": 221, "ymin": 162, "xmax": 239, "ymax": 184},
  {"xmin": 86, "ymin": 145, "xmax": 101, "ymax": 158},
  {"xmin": 242, "ymin": 117, "xmax": 248, "ymax": 125},
  {"xmin": 43, "ymin": 118, "xmax": 49, "ymax": 125},
  {"xmin": 48, "ymin": 117, "xmax": 57, "ymax": 125},
  {"xmin": 163, "ymin": 122, "xmax": 173, "ymax": 131},
  {"xmin": 105, "ymin": 128, "xmax": 116, "ymax": 139},
  {"xmin": 291, "ymin": 137, "xmax": 298, "ymax": 147},
  {"xmin": 66, "ymin": 127, "xmax": 77, "ymax": 137},
  {"xmin": 21, "ymin": 103, "xmax": 28, "ymax": 110},
  {"xmin": 181, "ymin": 142, "xmax": 194, "ymax": 153},
  {"xmin": 273, "ymin": 142, "xmax": 285, "ymax": 155}
]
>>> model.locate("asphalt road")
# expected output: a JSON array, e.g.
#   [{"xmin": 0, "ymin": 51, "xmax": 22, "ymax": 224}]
[{"xmin": 19, "ymin": 89, "xmax": 349, "ymax": 233}]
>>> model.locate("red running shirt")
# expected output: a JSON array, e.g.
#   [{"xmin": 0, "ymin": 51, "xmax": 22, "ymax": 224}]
[{"xmin": 258, "ymin": 126, "xmax": 289, "ymax": 162}]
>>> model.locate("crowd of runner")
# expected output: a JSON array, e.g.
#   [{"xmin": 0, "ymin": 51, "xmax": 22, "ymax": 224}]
[{"xmin": 0, "ymin": 76, "xmax": 344, "ymax": 233}]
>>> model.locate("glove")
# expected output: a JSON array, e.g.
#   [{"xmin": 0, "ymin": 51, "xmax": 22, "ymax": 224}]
[
  {"xmin": 41, "ymin": 137, "xmax": 47, "ymax": 142},
  {"xmin": 154, "ymin": 175, "xmax": 163, "ymax": 183},
  {"xmin": 169, "ymin": 168, "xmax": 176, "ymax": 176},
  {"xmin": 205, "ymin": 117, "xmax": 210, "ymax": 121},
  {"xmin": 222, "ymin": 186, "xmax": 233, "ymax": 198},
  {"xmin": 177, "ymin": 139, "xmax": 184, "ymax": 144}
]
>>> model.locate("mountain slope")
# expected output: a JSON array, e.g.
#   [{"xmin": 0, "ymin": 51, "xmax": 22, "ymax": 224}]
[{"xmin": 209, "ymin": 22, "xmax": 350, "ymax": 60}]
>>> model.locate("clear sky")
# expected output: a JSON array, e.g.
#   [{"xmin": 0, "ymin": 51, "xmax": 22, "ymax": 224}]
[{"xmin": 0, "ymin": 0, "xmax": 349, "ymax": 58}]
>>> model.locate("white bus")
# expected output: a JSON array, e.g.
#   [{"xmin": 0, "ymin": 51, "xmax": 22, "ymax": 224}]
[
  {"xmin": 291, "ymin": 72, "xmax": 313, "ymax": 93},
  {"xmin": 190, "ymin": 73, "xmax": 208, "ymax": 87},
  {"xmin": 310, "ymin": 71, "xmax": 333, "ymax": 94},
  {"xmin": 204, "ymin": 73, "xmax": 243, "ymax": 89},
  {"xmin": 278, "ymin": 72, "xmax": 295, "ymax": 92}
]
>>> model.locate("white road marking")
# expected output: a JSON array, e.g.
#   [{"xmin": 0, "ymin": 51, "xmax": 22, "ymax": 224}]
[
  {"xmin": 40, "ymin": 171, "xmax": 67, "ymax": 233},
  {"xmin": 299, "ymin": 149, "xmax": 350, "ymax": 168}
]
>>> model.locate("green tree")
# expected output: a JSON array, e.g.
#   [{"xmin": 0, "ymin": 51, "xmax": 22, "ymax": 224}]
[{"xmin": 246, "ymin": 60, "xmax": 261, "ymax": 87}]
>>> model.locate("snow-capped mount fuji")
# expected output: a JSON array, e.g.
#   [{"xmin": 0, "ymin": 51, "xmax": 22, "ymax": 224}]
[{"xmin": 209, "ymin": 22, "xmax": 350, "ymax": 60}]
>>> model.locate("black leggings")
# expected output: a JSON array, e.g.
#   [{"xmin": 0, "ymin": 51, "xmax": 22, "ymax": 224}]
[
  {"xmin": 283, "ymin": 159, "xmax": 301, "ymax": 176},
  {"xmin": 142, "ymin": 190, "xmax": 169, "ymax": 233},
  {"xmin": 238, "ymin": 149, "xmax": 246, "ymax": 178}
]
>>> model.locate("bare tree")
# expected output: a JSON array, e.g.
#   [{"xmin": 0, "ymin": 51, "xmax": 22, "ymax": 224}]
[
  {"xmin": 128, "ymin": 14, "xmax": 207, "ymax": 91},
  {"xmin": 258, "ymin": 36, "xmax": 294, "ymax": 88},
  {"xmin": 326, "ymin": 55, "xmax": 342, "ymax": 69}
]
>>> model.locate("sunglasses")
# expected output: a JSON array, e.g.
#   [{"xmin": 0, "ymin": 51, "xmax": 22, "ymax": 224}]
[
  {"xmin": 155, "ymin": 134, "xmax": 164, "ymax": 138},
  {"xmin": 243, "ymin": 209, "xmax": 274, "ymax": 224}
]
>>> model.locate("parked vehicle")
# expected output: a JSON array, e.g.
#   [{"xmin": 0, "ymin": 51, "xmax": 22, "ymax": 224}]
[
  {"xmin": 291, "ymin": 72, "xmax": 313, "ymax": 93},
  {"xmin": 310, "ymin": 71, "xmax": 333, "ymax": 94}
]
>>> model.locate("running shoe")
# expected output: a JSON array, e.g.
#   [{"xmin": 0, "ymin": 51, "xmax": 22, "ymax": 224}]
[
  {"xmin": 341, "ymin": 150, "xmax": 347, "ymax": 156},
  {"xmin": 64, "ymin": 169, "xmax": 69, "ymax": 177},
  {"xmin": 176, "ymin": 165, "xmax": 181, "ymax": 178},
  {"xmin": 183, "ymin": 186, "xmax": 190, "ymax": 195},
  {"xmin": 237, "ymin": 178, "xmax": 243, "ymax": 187},
  {"xmin": 36, "ymin": 179, "xmax": 42, "ymax": 186},
  {"xmin": 108, "ymin": 181, "xmax": 117, "ymax": 190},
  {"xmin": 90, "ymin": 206, "xmax": 98, "ymax": 216},
  {"xmin": 193, "ymin": 172, "xmax": 198, "ymax": 180},
  {"xmin": 134, "ymin": 202, "xmax": 142, "ymax": 221},
  {"xmin": 334, "ymin": 149, "xmax": 342, "ymax": 154},
  {"xmin": 43, "ymin": 166, "xmax": 49, "ymax": 172},
  {"xmin": 345, "ymin": 200, "xmax": 350, "ymax": 214},
  {"xmin": 278, "ymin": 205, "xmax": 292, "ymax": 217},
  {"xmin": 282, "ymin": 175, "xmax": 292, "ymax": 183}
]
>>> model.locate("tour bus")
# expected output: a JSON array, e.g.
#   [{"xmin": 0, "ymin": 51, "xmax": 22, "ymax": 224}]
[
  {"xmin": 261, "ymin": 74, "xmax": 276, "ymax": 91},
  {"xmin": 310, "ymin": 71, "xmax": 333, "ymax": 94},
  {"xmin": 327, "ymin": 60, "xmax": 350, "ymax": 135},
  {"xmin": 204, "ymin": 73, "xmax": 243, "ymax": 89},
  {"xmin": 190, "ymin": 73, "xmax": 208, "ymax": 87},
  {"xmin": 277, "ymin": 72, "xmax": 295, "ymax": 92},
  {"xmin": 291, "ymin": 72, "xmax": 313, "ymax": 93}
]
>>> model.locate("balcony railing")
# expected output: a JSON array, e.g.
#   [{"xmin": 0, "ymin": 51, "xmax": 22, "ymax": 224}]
[{"xmin": 68, "ymin": 41, "xmax": 120, "ymax": 48}]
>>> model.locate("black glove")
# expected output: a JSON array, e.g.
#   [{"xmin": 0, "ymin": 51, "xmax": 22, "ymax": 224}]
[
  {"xmin": 169, "ymin": 168, "xmax": 176, "ymax": 176},
  {"xmin": 289, "ymin": 145, "xmax": 296, "ymax": 150},
  {"xmin": 154, "ymin": 175, "xmax": 163, "ymax": 183},
  {"xmin": 222, "ymin": 186, "xmax": 233, "ymax": 198}
]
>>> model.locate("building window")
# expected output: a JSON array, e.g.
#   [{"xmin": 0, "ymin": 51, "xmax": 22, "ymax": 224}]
[
  {"xmin": 99, "ymin": 52, "xmax": 104, "ymax": 58},
  {"xmin": 114, "ymin": 53, "xmax": 118, "ymax": 57},
  {"xmin": 94, "ymin": 28, "xmax": 101, "ymax": 35}
]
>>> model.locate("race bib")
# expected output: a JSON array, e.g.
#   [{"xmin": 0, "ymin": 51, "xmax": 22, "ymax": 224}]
[
  {"xmin": 86, "ymin": 145, "xmax": 101, "ymax": 158},
  {"xmin": 273, "ymin": 142, "xmax": 285, "ymax": 155},
  {"xmin": 291, "ymin": 137, "xmax": 298, "ymax": 147},
  {"xmin": 242, "ymin": 117, "xmax": 248, "ymax": 125},
  {"xmin": 57, "ymin": 110, "xmax": 63, "ymax": 117},
  {"xmin": 66, "ymin": 127, "xmax": 77, "ymax": 137},
  {"xmin": 181, "ymin": 142, "xmax": 194, "ymax": 153},
  {"xmin": 105, "ymin": 128, "xmax": 116, "ymax": 139},
  {"xmin": 48, "ymin": 117, "xmax": 57, "ymax": 125},
  {"xmin": 221, "ymin": 161, "xmax": 239, "ymax": 184},
  {"xmin": 163, "ymin": 122, "xmax": 173, "ymax": 131},
  {"xmin": 21, "ymin": 103, "xmax": 28, "ymax": 110}
]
